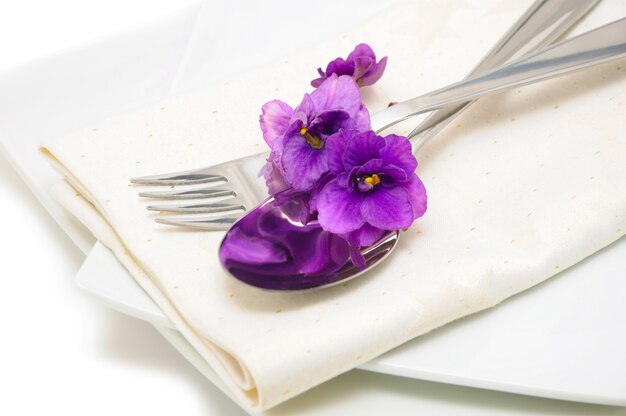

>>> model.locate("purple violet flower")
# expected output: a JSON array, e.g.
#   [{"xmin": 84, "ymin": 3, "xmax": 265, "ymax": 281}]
[
  {"xmin": 259, "ymin": 74, "xmax": 370, "ymax": 191},
  {"xmin": 223, "ymin": 46, "xmax": 430, "ymax": 281},
  {"xmin": 311, "ymin": 43, "xmax": 388, "ymax": 88},
  {"xmin": 316, "ymin": 130, "xmax": 427, "ymax": 251}
]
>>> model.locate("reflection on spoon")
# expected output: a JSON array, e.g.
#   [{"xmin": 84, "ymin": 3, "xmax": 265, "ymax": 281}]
[{"xmin": 219, "ymin": 194, "xmax": 398, "ymax": 291}]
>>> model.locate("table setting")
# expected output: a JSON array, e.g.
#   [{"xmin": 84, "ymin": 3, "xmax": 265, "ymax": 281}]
[{"xmin": 2, "ymin": 0, "xmax": 626, "ymax": 414}]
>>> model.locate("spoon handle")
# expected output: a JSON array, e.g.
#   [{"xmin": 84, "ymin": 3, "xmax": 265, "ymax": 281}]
[
  {"xmin": 405, "ymin": 0, "xmax": 599, "ymax": 153},
  {"xmin": 371, "ymin": 18, "xmax": 626, "ymax": 134}
]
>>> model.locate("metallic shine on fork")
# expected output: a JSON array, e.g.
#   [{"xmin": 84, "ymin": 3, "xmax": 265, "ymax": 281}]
[{"xmin": 131, "ymin": 0, "xmax": 609, "ymax": 231}]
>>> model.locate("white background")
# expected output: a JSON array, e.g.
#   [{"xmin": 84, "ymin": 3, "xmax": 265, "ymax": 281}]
[{"xmin": 1, "ymin": 1, "xmax": 626, "ymax": 415}]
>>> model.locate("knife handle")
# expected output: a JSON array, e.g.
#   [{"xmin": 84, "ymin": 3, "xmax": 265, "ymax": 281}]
[
  {"xmin": 406, "ymin": 0, "xmax": 600, "ymax": 152},
  {"xmin": 372, "ymin": 18, "xmax": 626, "ymax": 135}
]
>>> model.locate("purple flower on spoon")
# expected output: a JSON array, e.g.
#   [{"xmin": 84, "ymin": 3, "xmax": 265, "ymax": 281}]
[
  {"xmin": 220, "ymin": 43, "xmax": 427, "ymax": 289},
  {"xmin": 316, "ymin": 130, "xmax": 427, "ymax": 266},
  {"xmin": 311, "ymin": 43, "xmax": 388, "ymax": 88},
  {"xmin": 260, "ymin": 74, "xmax": 370, "ymax": 192}
]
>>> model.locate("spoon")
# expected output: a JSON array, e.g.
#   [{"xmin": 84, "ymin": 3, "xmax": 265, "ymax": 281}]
[{"xmin": 220, "ymin": 17, "xmax": 626, "ymax": 291}]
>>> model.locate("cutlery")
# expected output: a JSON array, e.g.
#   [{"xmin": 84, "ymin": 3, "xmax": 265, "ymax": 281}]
[
  {"xmin": 217, "ymin": 17, "xmax": 626, "ymax": 290},
  {"xmin": 134, "ymin": 4, "xmax": 626, "ymax": 290},
  {"xmin": 132, "ymin": 0, "xmax": 599, "ymax": 230}
]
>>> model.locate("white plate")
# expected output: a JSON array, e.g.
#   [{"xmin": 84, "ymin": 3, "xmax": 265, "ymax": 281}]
[{"xmin": 2, "ymin": 0, "xmax": 625, "ymax": 412}]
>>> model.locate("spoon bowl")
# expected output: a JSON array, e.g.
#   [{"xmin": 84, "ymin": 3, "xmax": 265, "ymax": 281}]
[{"xmin": 219, "ymin": 193, "xmax": 398, "ymax": 291}]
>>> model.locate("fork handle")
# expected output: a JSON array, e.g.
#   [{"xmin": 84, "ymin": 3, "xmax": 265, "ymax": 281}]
[
  {"xmin": 404, "ymin": 0, "xmax": 599, "ymax": 152},
  {"xmin": 371, "ymin": 18, "xmax": 626, "ymax": 134}
]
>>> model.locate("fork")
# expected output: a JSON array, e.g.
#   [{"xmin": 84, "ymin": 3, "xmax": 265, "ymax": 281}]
[{"xmin": 131, "ymin": 1, "xmax": 606, "ymax": 230}]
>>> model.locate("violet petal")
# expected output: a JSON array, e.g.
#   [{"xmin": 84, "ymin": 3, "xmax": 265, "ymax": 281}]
[
  {"xmin": 317, "ymin": 176, "xmax": 366, "ymax": 233},
  {"xmin": 358, "ymin": 56, "xmax": 388, "ymax": 87},
  {"xmin": 380, "ymin": 164, "xmax": 408, "ymax": 185},
  {"xmin": 344, "ymin": 223, "xmax": 385, "ymax": 247},
  {"xmin": 403, "ymin": 174, "xmax": 428, "ymax": 219},
  {"xmin": 311, "ymin": 78, "xmax": 323, "ymax": 88},
  {"xmin": 351, "ymin": 55, "xmax": 375, "ymax": 81},
  {"xmin": 308, "ymin": 172, "xmax": 334, "ymax": 213},
  {"xmin": 308, "ymin": 110, "xmax": 351, "ymax": 137},
  {"xmin": 379, "ymin": 133, "xmax": 417, "ymax": 175},
  {"xmin": 262, "ymin": 160, "xmax": 290, "ymax": 195},
  {"xmin": 293, "ymin": 93, "xmax": 315, "ymax": 122},
  {"xmin": 268, "ymin": 120, "xmax": 304, "ymax": 177},
  {"xmin": 259, "ymin": 100, "xmax": 293, "ymax": 146},
  {"xmin": 342, "ymin": 130, "xmax": 385, "ymax": 172},
  {"xmin": 325, "ymin": 130, "xmax": 354, "ymax": 174},
  {"xmin": 355, "ymin": 158, "xmax": 384, "ymax": 177},
  {"xmin": 352, "ymin": 104, "xmax": 372, "ymax": 132},
  {"xmin": 347, "ymin": 43, "xmax": 377, "ymax": 62},
  {"xmin": 325, "ymin": 57, "xmax": 356, "ymax": 78},
  {"xmin": 281, "ymin": 134, "xmax": 328, "ymax": 191},
  {"xmin": 361, "ymin": 186, "xmax": 414, "ymax": 230},
  {"xmin": 310, "ymin": 74, "xmax": 362, "ymax": 116}
]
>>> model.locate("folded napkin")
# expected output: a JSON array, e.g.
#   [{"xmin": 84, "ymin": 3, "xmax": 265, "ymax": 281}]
[{"xmin": 41, "ymin": 0, "xmax": 626, "ymax": 411}]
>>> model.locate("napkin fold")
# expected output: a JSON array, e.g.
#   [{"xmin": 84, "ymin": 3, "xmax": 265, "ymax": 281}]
[{"xmin": 40, "ymin": 0, "xmax": 626, "ymax": 411}]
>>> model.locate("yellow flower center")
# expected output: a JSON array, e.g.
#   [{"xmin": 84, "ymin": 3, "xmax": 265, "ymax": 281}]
[
  {"xmin": 364, "ymin": 174, "xmax": 380, "ymax": 186},
  {"xmin": 299, "ymin": 127, "xmax": 324, "ymax": 149}
]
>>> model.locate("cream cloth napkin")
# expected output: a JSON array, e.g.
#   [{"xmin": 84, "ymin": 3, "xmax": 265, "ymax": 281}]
[{"xmin": 40, "ymin": 0, "xmax": 626, "ymax": 411}]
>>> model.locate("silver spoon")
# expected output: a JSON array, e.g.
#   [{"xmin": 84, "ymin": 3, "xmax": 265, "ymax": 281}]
[{"xmin": 220, "ymin": 17, "xmax": 626, "ymax": 291}]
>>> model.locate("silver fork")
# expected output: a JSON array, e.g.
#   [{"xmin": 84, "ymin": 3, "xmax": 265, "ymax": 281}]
[{"xmin": 131, "ymin": 0, "xmax": 604, "ymax": 230}]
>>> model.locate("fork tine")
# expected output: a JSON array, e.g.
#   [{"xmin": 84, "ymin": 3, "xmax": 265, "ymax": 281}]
[
  {"xmin": 155, "ymin": 213, "xmax": 242, "ymax": 230},
  {"xmin": 147, "ymin": 201, "xmax": 245, "ymax": 214},
  {"xmin": 130, "ymin": 167, "xmax": 227, "ymax": 186},
  {"xmin": 138, "ymin": 186, "xmax": 236, "ymax": 200}
]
